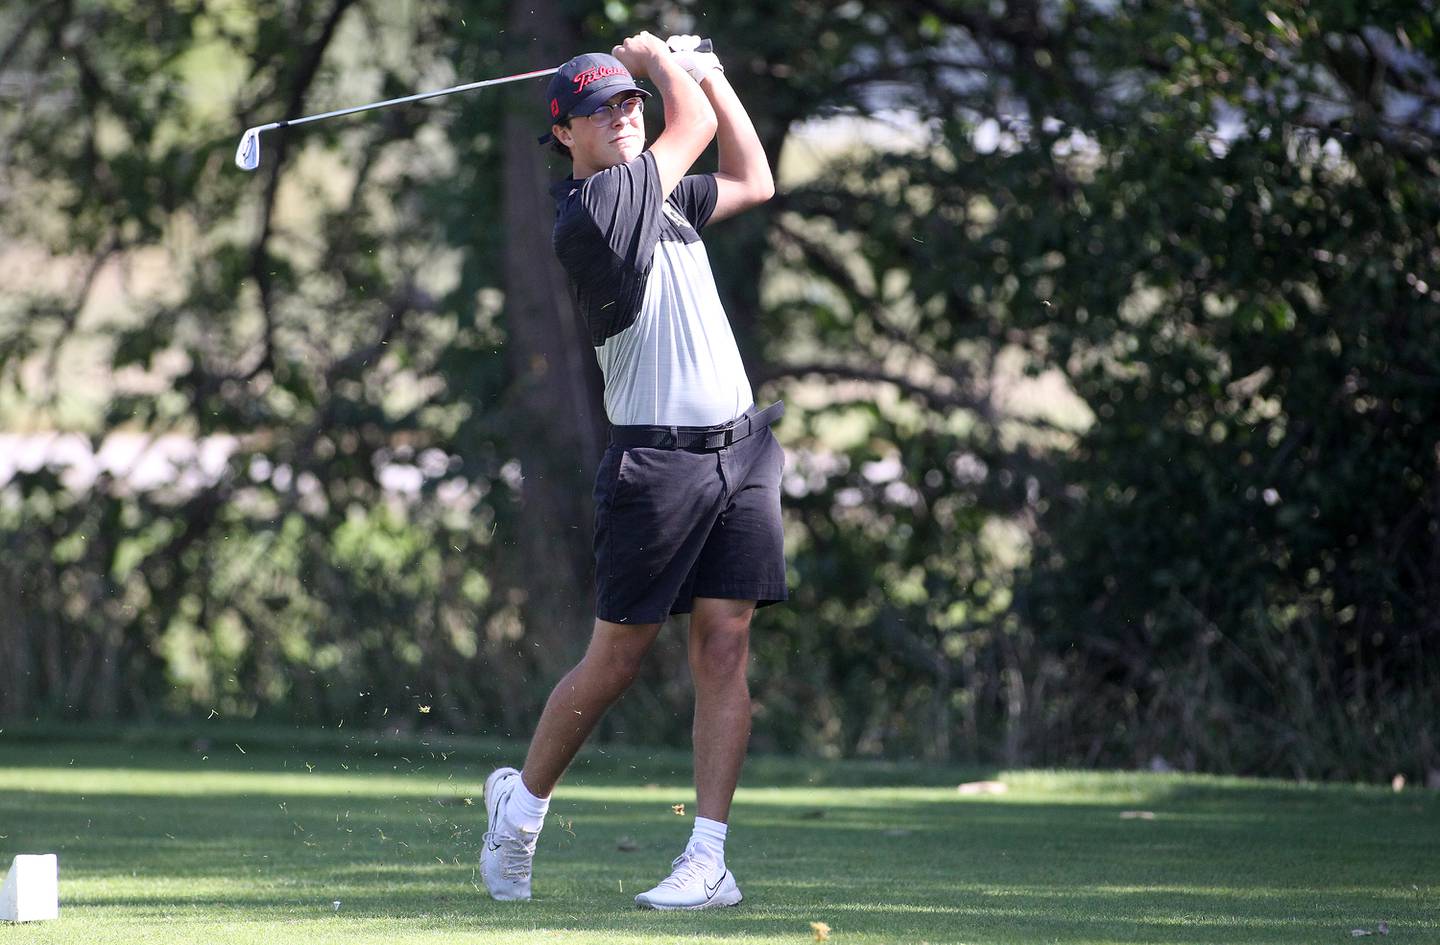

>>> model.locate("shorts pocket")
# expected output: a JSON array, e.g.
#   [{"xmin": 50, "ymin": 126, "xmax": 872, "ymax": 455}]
[{"xmin": 614, "ymin": 446, "xmax": 670, "ymax": 497}]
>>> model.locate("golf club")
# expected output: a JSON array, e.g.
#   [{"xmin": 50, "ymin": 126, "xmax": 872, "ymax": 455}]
[
  {"xmin": 234, "ymin": 40, "xmax": 712, "ymax": 171},
  {"xmin": 235, "ymin": 66, "xmax": 557, "ymax": 171}
]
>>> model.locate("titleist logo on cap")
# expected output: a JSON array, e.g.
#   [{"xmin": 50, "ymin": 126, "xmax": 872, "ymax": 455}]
[{"xmin": 572, "ymin": 64, "xmax": 625, "ymax": 92}]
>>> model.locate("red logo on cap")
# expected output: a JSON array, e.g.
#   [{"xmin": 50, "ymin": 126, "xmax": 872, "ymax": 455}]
[
  {"xmin": 550, "ymin": 98, "xmax": 560, "ymax": 117},
  {"xmin": 571, "ymin": 64, "xmax": 625, "ymax": 93}
]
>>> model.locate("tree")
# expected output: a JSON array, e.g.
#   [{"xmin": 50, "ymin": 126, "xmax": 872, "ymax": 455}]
[
  {"xmin": 3, "ymin": 0, "xmax": 1436, "ymax": 779},
  {"xmin": 1018, "ymin": 1, "xmax": 1440, "ymax": 777}
]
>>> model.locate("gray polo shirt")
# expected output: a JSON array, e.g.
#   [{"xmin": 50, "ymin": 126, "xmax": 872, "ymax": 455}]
[{"xmin": 550, "ymin": 151, "xmax": 753, "ymax": 427}]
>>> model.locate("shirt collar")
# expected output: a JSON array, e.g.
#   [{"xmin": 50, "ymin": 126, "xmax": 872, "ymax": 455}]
[{"xmin": 549, "ymin": 176, "xmax": 580, "ymax": 202}]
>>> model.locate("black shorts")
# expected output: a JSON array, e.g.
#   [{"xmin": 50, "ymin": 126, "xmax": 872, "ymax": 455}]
[{"xmin": 592, "ymin": 415, "xmax": 788, "ymax": 624}]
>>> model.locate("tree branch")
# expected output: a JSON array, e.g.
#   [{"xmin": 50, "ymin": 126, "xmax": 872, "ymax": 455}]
[
  {"xmin": 757, "ymin": 360, "xmax": 995, "ymax": 421},
  {"xmin": 0, "ymin": 0, "xmax": 56, "ymax": 77},
  {"xmin": 246, "ymin": 0, "xmax": 361, "ymax": 383}
]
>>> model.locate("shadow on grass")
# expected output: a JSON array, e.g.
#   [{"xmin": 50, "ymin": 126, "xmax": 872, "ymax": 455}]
[{"xmin": 0, "ymin": 722, "xmax": 991, "ymax": 787}]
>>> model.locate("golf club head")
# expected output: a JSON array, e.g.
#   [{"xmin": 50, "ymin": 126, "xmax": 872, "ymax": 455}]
[{"xmin": 235, "ymin": 126, "xmax": 262, "ymax": 171}]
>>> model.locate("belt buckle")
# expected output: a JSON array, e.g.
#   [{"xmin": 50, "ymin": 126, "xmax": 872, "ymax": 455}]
[
  {"xmin": 716, "ymin": 418, "xmax": 742, "ymax": 450},
  {"xmin": 658, "ymin": 427, "xmax": 678, "ymax": 450}
]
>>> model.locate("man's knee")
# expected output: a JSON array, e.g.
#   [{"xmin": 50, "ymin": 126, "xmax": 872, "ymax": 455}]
[
  {"xmin": 583, "ymin": 619, "xmax": 660, "ymax": 685},
  {"xmin": 689, "ymin": 608, "xmax": 753, "ymax": 682}
]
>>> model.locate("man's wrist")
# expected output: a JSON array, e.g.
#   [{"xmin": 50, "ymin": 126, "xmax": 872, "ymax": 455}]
[
  {"xmin": 678, "ymin": 56, "xmax": 722, "ymax": 84},
  {"xmin": 648, "ymin": 52, "xmax": 692, "ymax": 87},
  {"xmin": 665, "ymin": 34, "xmax": 722, "ymax": 84}
]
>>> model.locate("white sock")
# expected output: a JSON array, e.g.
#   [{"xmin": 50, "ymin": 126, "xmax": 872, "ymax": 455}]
[
  {"xmin": 506, "ymin": 773, "xmax": 550, "ymax": 833},
  {"xmin": 689, "ymin": 816, "xmax": 728, "ymax": 864}
]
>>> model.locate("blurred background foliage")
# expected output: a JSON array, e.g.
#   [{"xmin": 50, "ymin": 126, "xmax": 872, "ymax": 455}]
[{"xmin": 0, "ymin": 0, "xmax": 1436, "ymax": 782}]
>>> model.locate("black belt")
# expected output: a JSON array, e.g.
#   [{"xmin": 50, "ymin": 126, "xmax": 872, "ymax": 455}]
[{"xmin": 610, "ymin": 401, "xmax": 784, "ymax": 452}]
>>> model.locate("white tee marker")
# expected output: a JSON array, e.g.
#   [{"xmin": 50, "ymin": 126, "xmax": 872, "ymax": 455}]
[{"xmin": 0, "ymin": 854, "xmax": 59, "ymax": 922}]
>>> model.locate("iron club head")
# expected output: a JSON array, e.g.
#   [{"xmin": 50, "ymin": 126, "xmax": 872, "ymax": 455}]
[
  {"xmin": 234, "ymin": 122, "xmax": 282, "ymax": 171},
  {"xmin": 235, "ymin": 126, "xmax": 263, "ymax": 171}
]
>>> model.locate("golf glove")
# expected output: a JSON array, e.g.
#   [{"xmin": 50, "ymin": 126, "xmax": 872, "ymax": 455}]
[{"xmin": 666, "ymin": 34, "xmax": 723, "ymax": 84}]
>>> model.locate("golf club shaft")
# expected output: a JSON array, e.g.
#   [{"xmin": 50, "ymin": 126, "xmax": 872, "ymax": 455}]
[
  {"xmin": 270, "ymin": 38, "xmax": 708, "ymax": 130},
  {"xmin": 274, "ymin": 66, "xmax": 560, "ymax": 132},
  {"xmin": 236, "ymin": 39, "xmax": 711, "ymax": 170}
]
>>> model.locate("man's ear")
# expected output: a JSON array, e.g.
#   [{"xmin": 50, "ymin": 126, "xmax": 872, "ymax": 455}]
[{"xmin": 553, "ymin": 124, "xmax": 573, "ymax": 148}]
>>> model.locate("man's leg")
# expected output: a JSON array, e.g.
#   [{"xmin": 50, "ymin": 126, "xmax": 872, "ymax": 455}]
[
  {"xmin": 688, "ymin": 597, "xmax": 756, "ymax": 822},
  {"xmin": 481, "ymin": 617, "xmax": 660, "ymax": 901},
  {"xmin": 521, "ymin": 618, "xmax": 663, "ymax": 795},
  {"xmin": 632, "ymin": 596, "xmax": 753, "ymax": 910}
]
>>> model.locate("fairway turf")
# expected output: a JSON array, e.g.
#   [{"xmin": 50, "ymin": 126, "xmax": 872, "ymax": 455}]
[{"xmin": 0, "ymin": 728, "xmax": 1436, "ymax": 944}]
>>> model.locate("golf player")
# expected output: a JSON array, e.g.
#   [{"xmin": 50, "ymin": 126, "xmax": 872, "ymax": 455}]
[{"xmin": 479, "ymin": 31, "xmax": 783, "ymax": 910}]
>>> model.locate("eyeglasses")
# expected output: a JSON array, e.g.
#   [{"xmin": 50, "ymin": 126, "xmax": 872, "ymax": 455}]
[{"xmin": 572, "ymin": 96, "xmax": 644, "ymax": 127}]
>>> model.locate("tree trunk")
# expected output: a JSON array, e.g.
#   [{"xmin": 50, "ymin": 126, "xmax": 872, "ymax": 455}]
[
  {"xmin": 0, "ymin": 567, "xmax": 33, "ymax": 719},
  {"xmin": 498, "ymin": 0, "xmax": 607, "ymax": 684}
]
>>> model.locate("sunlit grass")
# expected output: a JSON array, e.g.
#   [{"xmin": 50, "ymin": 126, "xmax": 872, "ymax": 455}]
[{"xmin": 0, "ymin": 727, "xmax": 1436, "ymax": 944}]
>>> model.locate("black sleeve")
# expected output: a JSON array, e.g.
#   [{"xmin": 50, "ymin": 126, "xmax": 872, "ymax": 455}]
[
  {"xmin": 669, "ymin": 173, "xmax": 719, "ymax": 231},
  {"xmin": 578, "ymin": 151, "xmax": 664, "ymax": 272},
  {"xmin": 553, "ymin": 152, "xmax": 666, "ymax": 345}
]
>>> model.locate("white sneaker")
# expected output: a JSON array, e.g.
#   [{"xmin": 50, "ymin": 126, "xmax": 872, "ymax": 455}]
[
  {"xmin": 634, "ymin": 844, "xmax": 742, "ymax": 910},
  {"xmin": 479, "ymin": 767, "xmax": 538, "ymax": 901}
]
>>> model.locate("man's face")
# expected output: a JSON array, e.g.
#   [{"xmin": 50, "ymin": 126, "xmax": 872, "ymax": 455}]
[{"xmin": 554, "ymin": 92, "xmax": 646, "ymax": 173}]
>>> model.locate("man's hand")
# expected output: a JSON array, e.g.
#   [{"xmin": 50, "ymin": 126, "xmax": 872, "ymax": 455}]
[
  {"xmin": 614, "ymin": 29, "xmax": 716, "ymax": 199},
  {"xmin": 666, "ymin": 35, "xmax": 723, "ymax": 84},
  {"xmin": 611, "ymin": 31, "xmax": 671, "ymax": 80}
]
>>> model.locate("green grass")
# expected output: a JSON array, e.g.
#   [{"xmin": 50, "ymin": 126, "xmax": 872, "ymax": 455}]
[{"xmin": 0, "ymin": 726, "xmax": 1436, "ymax": 944}]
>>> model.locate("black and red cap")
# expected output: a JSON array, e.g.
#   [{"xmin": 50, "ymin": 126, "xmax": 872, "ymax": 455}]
[{"xmin": 538, "ymin": 52, "xmax": 649, "ymax": 145}]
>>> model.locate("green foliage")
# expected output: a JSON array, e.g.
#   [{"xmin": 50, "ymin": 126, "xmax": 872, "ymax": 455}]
[
  {"xmin": 1015, "ymin": 1, "xmax": 1440, "ymax": 778},
  {"xmin": 2, "ymin": 1, "xmax": 1437, "ymax": 778},
  {"xmin": 746, "ymin": 0, "xmax": 1440, "ymax": 774},
  {"xmin": 0, "ymin": 0, "xmax": 528, "ymax": 726}
]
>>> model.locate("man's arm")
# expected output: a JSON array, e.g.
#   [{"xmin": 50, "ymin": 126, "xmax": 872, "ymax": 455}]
[
  {"xmin": 613, "ymin": 32, "xmax": 717, "ymax": 199},
  {"xmin": 701, "ymin": 69, "xmax": 775, "ymax": 223}
]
